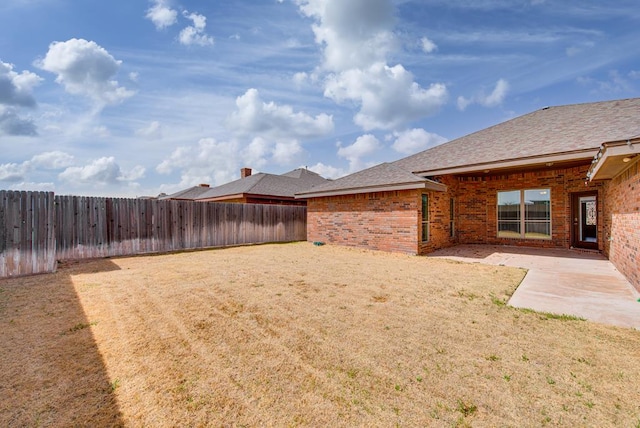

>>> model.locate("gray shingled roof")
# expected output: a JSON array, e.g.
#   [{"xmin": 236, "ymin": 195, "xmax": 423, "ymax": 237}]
[
  {"xmin": 297, "ymin": 162, "xmax": 429, "ymax": 195},
  {"xmin": 195, "ymin": 168, "xmax": 327, "ymax": 200},
  {"xmin": 298, "ymin": 98, "xmax": 640, "ymax": 197},
  {"xmin": 396, "ymin": 98, "xmax": 640, "ymax": 174},
  {"xmin": 160, "ymin": 185, "xmax": 212, "ymax": 200}
]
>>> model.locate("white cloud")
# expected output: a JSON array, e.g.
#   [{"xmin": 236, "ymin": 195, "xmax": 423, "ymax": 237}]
[
  {"xmin": 306, "ymin": 161, "xmax": 345, "ymax": 179},
  {"xmin": 456, "ymin": 96, "xmax": 472, "ymax": 111},
  {"xmin": 325, "ymin": 63, "xmax": 448, "ymax": 130},
  {"xmin": 0, "ymin": 105, "xmax": 37, "ymax": 136},
  {"xmin": 293, "ymin": 71, "xmax": 309, "ymax": 87},
  {"xmin": 135, "ymin": 120, "xmax": 162, "ymax": 139},
  {"xmin": 59, "ymin": 157, "xmax": 145, "ymax": 186},
  {"xmin": 179, "ymin": 11, "xmax": 214, "ymax": 46},
  {"xmin": 0, "ymin": 151, "xmax": 74, "ymax": 183},
  {"xmin": 420, "ymin": 36, "xmax": 437, "ymax": 54},
  {"xmin": 2, "ymin": 181, "xmax": 55, "ymax": 192},
  {"xmin": 36, "ymin": 38, "xmax": 135, "ymax": 106},
  {"xmin": 92, "ymin": 125, "xmax": 110, "ymax": 138},
  {"xmin": 0, "ymin": 162, "xmax": 26, "ymax": 182},
  {"xmin": 242, "ymin": 137, "xmax": 271, "ymax": 169},
  {"xmin": 242, "ymin": 136, "xmax": 305, "ymax": 168},
  {"xmin": 156, "ymin": 138, "xmax": 240, "ymax": 188},
  {"xmin": 337, "ymin": 133, "xmax": 382, "ymax": 172},
  {"xmin": 565, "ymin": 41, "xmax": 595, "ymax": 57},
  {"xmin": 577, "ymin": 70, "xmax": 632, "ymax": 94},
  {"xmin": 296, "ymin": 0, "xmax": 447, "ymax": 131},
  {"xmin": 227, "ymin": 88, "xmax": 334, "ymax": 139},
  {"xmin": 157, "ymin": 133, "xmax": 314, "ymax": 192},
  {"xmin": 29, "ymin": 151, "xmax": 75, "ymax": 169},
  {"xmin": 296, "ymin": 0, "xmax": 397, "ymax": 72},
  {"xmin": 457, "ymin": 78, "xmax": 509, "ymax": 111},
  {"xmin": 146, "ymin": 0, "xmax": 178, "ymax": 30},
  {"xmin": 0, "ymin": 61, "xmax": 42, "ymax": 136},
  {"xmin": 0, "ymin": 61, "xmax": 42, "ymax": 107},
  {"xmin": 391, "ymin": 128, "xmax": 447, "ymax": 155},
  {"xmin": 272, "ymin": 140, "xmax": 304, "ymax": 165},
  {"xmin": 483, "ymin": 78, "xmax": 509, "ymax": 107},
  {"xmin": 120, "ymin": 165, "xmax": 146, "ymax": 181}
]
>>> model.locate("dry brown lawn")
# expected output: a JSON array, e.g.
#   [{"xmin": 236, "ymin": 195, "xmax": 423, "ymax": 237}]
[{"xmin": 1, "ymin": 242, "xmax": 639, "ymax": 427}]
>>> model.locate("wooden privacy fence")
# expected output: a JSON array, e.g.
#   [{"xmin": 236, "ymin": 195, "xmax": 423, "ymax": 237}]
[
  {"xmin": 0, "ymin": 191, "xmax": 56, "ymax": 278},
  {"xmin": 1, "ymin": 191, "xmax": 307, "ymax": 278}
]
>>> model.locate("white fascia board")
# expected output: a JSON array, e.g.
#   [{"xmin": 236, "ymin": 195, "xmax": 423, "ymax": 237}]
[
  {"xmin": 588, "ymin": 140, "xmax": 640, "ymax": 180},
  {"xmin": 413, "ymin": 150, "xmax": 598, "ymax": 176}
]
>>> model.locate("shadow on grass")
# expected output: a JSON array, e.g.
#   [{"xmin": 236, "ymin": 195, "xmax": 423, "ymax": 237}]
[{"xmin": 0, "ymin": 259, "xmax": 124, "ymax": 427}]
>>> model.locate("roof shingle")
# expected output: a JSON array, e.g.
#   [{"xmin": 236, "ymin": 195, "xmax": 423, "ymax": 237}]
[
  {"xmin": 195, "ymin": 168, "xmax": 328, "ymax": 200},
  {"xmin": 299, "ymin": 98, "xmax": 640, "ymax": 197},
  {"xmin": 395, "ymin": 98, "xmax": 640, "ymax": 174}
]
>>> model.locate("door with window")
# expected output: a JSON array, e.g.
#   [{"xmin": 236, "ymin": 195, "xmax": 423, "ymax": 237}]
[{"xmin": 571, "ymin": 192, "xmax": 598, "ymax": 249}]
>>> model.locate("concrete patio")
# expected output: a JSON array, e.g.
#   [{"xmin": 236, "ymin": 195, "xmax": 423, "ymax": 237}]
[{"xmin": 427, "ymin": 244, "xmax": 640, "ymax": 329}]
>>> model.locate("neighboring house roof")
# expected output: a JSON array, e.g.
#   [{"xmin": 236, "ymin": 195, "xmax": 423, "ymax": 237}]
[
  {"xmin": 196, "ymin": 168, "xmax": 328, "ymax": 201},
  {"xmin": 298, "ymin": 97, "xmax": 640, "ymax": 198},
  {"xmin": 160, "ymin": 184, "xmax": 212, "ymax": 200},
  {"xmin": 297, "ymin": 162, "xmax": 446, "ymax": 198}
]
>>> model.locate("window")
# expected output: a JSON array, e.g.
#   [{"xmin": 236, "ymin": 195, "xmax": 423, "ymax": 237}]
[
  {"xmin": 449, "ymin": 197, "xmax": 455, "ymax": 238},
  {"xmin": 497, "ymin": 189, "xmax": 551, "ymax": 239},
  {"xmin": 421, "ymin": 194, "xmax": 429, "ymax": 242}
]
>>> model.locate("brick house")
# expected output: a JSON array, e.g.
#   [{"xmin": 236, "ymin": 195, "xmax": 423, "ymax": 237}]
[
  {"xmin": 296, "ymin": 98, "xmax": 640, "ymax": 291},
  {"xmin": 163, "ymin": 167, "xmax": 328, "ymax": 206}
]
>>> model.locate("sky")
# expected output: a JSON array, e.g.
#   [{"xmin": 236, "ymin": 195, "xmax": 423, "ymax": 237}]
[{"xmin": 1, "ymin": 0, "xmax": 639, "ymax": 197}]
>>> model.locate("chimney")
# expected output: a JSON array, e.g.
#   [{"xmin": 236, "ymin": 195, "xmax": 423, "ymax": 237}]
[
  {"xmin": 198, "ymin": 183, "xmax": 210, "ymax": 188},
  {"xmin": 241, "ymin": 167, "xmax": 252, "ymax": 178}
]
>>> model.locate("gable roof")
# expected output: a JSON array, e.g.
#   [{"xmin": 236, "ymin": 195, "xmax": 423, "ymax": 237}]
[
  {"xmin": 159, "ymin": 185, "xmax": 212, "ymax": 200},
  {"xmin": 396, "ymin": 97, "xmax": 640, "ymax": 175},
  {"xmin": 297, "ymin": 162, "xmax": 446, "ymax": 197},
  {"xmin": 196, "ymin": 168, "xmax": 328, "ymax": 201},
  {"xmin": 298, "ymin": 97, "xmax": 640, "ymax": 198}
]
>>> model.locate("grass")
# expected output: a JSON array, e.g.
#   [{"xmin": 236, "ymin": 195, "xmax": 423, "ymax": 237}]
[
  {"xmin": 1, "ymin": 242, "xmax": 639, "ymax": 427},
  {"xmin": 62, "ymin": 321, "xmax": 98, "ymax": 335}
]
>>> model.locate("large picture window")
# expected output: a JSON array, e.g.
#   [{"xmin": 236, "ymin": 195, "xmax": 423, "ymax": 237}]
[
  {"xmin": 497, "ymin": 189, "xmax": 551, "ymax": 239},
  {"xmin": 421, "ymin": 194, "xmax": 429, "ymax": 242}
]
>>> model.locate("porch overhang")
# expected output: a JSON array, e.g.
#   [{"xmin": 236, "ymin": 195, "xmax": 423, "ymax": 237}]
[
  {"xmin": 587, "ymin": 138, "xmax": 640, "ymax": 181},
  {"xmin": 295, "ymin": 179, "xmax": 447, "ymax": 199},
  {"xmin": 412, "ymin": 149, "xmax": 598, "ymax": 177}
]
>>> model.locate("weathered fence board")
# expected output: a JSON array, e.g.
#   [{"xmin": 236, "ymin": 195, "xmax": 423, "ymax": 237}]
[
  {"xmin": 1, "ymin": 191, "xmax": 307, "ymax": 278},
  {"xmin": 0, "ymin": 191, "xmax": 56, "ymax": 278}
]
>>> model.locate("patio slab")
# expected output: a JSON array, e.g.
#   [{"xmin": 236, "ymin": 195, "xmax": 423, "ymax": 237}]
[{"xmin": 427, "ymin": 244, "xmax": 640, "ymax": 329}]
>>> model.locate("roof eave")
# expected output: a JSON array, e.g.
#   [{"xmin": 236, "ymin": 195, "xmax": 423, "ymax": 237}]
[
  {"xmin": 197, "ymin": 193, "xmax": 246, "ymax": 201},
  {"xmin": 588, "ymin": 138, "xmax": 640, "ymax": 181},
  {"xmin": 295, "ymin": 180, "xmax": 446, "ymax": 199},
  {"xmin": 412, "ymin": 149, "xmax": 598, "ymax": 176}
]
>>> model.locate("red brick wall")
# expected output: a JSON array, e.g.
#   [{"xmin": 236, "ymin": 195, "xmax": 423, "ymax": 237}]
[
  {"xmin": 418, "ymin": 176, "xmax": 458, "ymax": 253},
  {"xmin": 602, "ymin": 160, "xmax": 640, "ymax": 291},
  {"xmin": 307, "ymin": 187, "xmax": 457, "ymax": 255},
  {"xmin": 307, "ymin": 164, "xmax": 617, "ymax": 258},
  {"xmin": 452, "ymin": 164, "xmax": 604, "ymax": 249}
]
